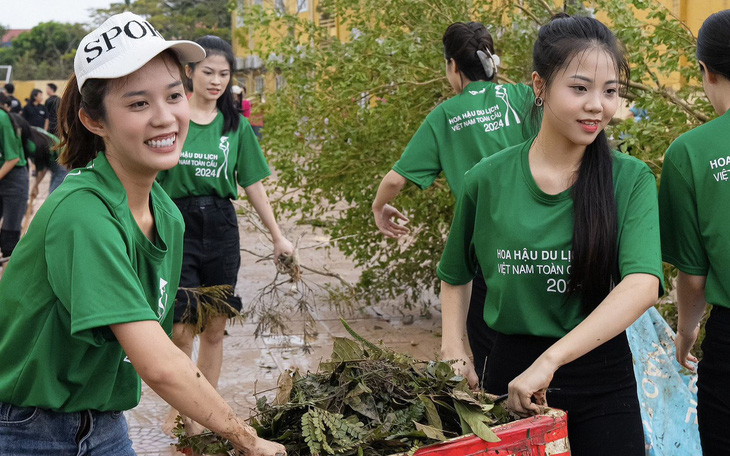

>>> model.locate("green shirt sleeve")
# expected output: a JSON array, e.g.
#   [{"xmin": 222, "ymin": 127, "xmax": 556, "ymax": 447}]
[
  {"xmin": 0, "ymin": 111, "xmax": 21, "ymax": 163},
  {"xmin": 235, "ymin": 116, "xmax": 271, "ymax": 188},
  {"xmin": 617, "ymin": 164, "xmax": 664, "ymax": 283},
  {"xmin": 658, "ymin": 146, "xmax": 708, "ymax": 275},
  {"xmin": 437, "ymin": 175, "xmax": 478, "ymax": 285},
  {"xmin": 392, "ymin": 114, "xmax": 441, "ymax": 190},
  {"xmin": 45, "ymin": 192, "xmax": 159, "ymax": 345}
]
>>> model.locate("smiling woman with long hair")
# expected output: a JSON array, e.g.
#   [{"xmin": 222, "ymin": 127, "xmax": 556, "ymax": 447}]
[{"xmin": 438, "ymin": 15, "xmax": 662, "ymax": 455}]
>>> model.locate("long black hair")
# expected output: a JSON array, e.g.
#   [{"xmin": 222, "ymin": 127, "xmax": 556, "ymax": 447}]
[
  {"xmin": 187, "ymin": 35, "xmax": 240, "ymax": 135},
  {"xmin": 10, "ymin": 113, "xmax": 52, "ymax": 169},
  {"xmin": 442, "ymin": 22, "xmax": 497, "ymax": 82},
  {"xmin": 532, "ymin": 14, "xmax": 630, "ymax": 312},
  {"xmin": 697, "ymin": 10, "xmax": 730, "ymax": 80},
  {"xmin": 26, "ymin": 88, "xmax": 42, "ymax": 106}
]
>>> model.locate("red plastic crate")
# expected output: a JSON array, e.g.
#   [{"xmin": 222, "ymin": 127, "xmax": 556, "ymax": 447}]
[{"xmin": 412, "ymin": 409, "xmax": 569, "ymax": 456}]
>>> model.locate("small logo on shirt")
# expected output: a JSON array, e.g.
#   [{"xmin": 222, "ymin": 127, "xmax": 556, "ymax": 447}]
[
  {"xmin": 494, "ymin": 85, "xmax": 522, "ymax": 127},
  {"xmin": 217, "ymin": 136, "xmax": 230, "ymax": 179},
  {"xmin": 157, "ymin": 278, "xmax": 168, "ymax": 320}
]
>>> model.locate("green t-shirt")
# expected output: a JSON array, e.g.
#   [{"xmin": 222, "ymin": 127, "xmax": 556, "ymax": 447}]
[
  {"xmin": 437, "ymin": 140, "xmax": 663, "ymax": 337},
  {"xmin": 0, "ymin": 152, "xmax": 184, "ymax": 412},
  {"xmin": 659, "ymin": 110, "xmax": 730, "ymax": 309},
  {"xmin": 393, "ymin": 81, "xmax": 535, "ymax": 196},
  {"xmin": 157, "ymin": 112, "xmax": 271, "ymax": 199},
  {"xmin": 0, "ymin": 109, "xmax": 26, "ymax": 168}
]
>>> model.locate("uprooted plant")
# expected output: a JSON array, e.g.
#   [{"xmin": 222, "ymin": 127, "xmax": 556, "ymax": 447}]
[{"xmin": 237, "ymin": 203, "xmax": 357, "ymax": 351}]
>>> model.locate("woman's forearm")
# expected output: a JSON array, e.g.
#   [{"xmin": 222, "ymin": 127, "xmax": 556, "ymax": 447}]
[
  {"xmin": 538, "ymin": 273, "xmax": 659, "ymax": 371},
  {"xmin": 440, "ymin": 281, "xmax": 473, "ymax": 356},
  {"xmin": 111, "ymin": 321, "xmax": 258, "ymax": 449},
  {"xmin": 676, "ymin": 271, "xmax": 708, "ymax": 336},
  {"xmin": 243, "ymin": 181, "xmax": 284, "ymax": 241},
  {"xmin": 0, "ymin": 159, "xmax": 19, "ymax": 181},
  {"xmin": 372, "ymin": 170, "xmax": 407, "ymax": 211}
]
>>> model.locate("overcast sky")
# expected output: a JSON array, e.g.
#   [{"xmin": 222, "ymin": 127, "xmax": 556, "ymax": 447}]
[{"xmin": 4, "ymin": 0, "xmax": 116, "ymax": 30}]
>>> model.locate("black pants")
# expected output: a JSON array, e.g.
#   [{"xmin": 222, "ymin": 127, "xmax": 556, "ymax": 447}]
[
  {"xmin": 697, "ymin": 305, "xmax": 730, "ymax": 456},
  {"xmin": 466, "ymin": 268, "xmax": 497, "ymax": 385},
  {"xmin": 486, "ymin": 331, "xmax": 644, "ymax": 456},
  {"xmin": 172, "ymin": 196, "xmax": 242, "ymax": 324}
]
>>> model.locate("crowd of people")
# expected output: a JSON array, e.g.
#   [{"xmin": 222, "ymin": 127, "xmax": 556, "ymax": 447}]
[{"xmin": 0, "ymin": 7, "xmax": 728, "ymax": 456}]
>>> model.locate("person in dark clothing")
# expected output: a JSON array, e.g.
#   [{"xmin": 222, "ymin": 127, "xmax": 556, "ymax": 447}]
[
  {"xmin": 21, "ymin": 89, "xmax": 48, "ymax": 130},
  {"xmin": 3, "ymin": 83, "xmax": 21, "ymax": 114},
  {"xmin": 45, "ymin": 83, "xmax": 60, "ymax": 135}
]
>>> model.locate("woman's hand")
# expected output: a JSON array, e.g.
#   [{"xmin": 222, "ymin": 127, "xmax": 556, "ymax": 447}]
[
  {"xmin": 442, "ymin": 348, "xmax": 479, "ymax": 389},
  {"xmin": 234, "ymin": 437, "xmax": 287, "ymax": 456},
  {"xmin": 506, "ymin": 357, "xmax": 556, "ymax": 417},
  {"xmin": 373, "ymin": 204, "xmax": 410, "ymax": 238},
  {"xmin": 675, "ymin": 326, "xmax": 700, "ymax": 372},
  {"xmin": 272, "ymin": 237, "xmax": 294, "ymax": 265}
]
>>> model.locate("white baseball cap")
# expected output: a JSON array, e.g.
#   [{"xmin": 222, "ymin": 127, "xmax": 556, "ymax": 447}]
[{"xmin": 74, "ymin": 12, "xmax": 205, "ymax": 91}]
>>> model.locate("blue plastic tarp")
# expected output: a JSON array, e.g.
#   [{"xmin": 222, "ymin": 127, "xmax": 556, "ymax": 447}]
[{"xmin": 627, "ymin": 307, "xmax": 701, "ymax": 455}]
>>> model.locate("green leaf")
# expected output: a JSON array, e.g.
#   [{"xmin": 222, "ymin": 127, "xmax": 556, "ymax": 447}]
[
  {"xmin": 420, "ymin": 396, "xmax": 443, "ymax": 430},
  {"xmin": 414, "ymin": 422, "xmax": 448, "ymax": 441},
  {"xmin": 453, "ymin": 401, "xmax": 500, "ymax": 443},
  {"xmin": 331, "ymin": 337, "xmax": 364, "ymax": 362}
]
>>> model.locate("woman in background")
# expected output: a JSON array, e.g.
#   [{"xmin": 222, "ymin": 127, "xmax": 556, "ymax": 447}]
[
  {"xmin": 372, "ymin": 21, "xmax": 536, "ymax": 381},
  {"xmin": 157, "ymin": 35, "xmax": 293, "ymax": 434},
  {"xmin": 659, "ymin": 10, "xmax": 730, "ymax": 455}
]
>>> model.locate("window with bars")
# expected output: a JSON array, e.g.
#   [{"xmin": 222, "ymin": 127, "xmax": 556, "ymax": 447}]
[{"xmin": 275, "ymin": 74, "xmax": 286, "ymax": 91}]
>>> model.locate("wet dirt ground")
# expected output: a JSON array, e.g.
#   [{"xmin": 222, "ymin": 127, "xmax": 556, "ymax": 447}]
[{"xmin": 21, "ymin": 175, "xmax": 443, "ymax": 455}]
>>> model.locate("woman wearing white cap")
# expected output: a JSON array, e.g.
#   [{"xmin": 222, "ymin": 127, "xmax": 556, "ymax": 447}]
[{"xmin": 0, "ymin": 13, "xmax": 286, "ymax": 456}]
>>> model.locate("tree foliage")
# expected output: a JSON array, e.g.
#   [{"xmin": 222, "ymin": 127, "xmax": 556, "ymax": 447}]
[
  {"xmin": 91, "ymin": 0, "xmax": 234, "ymax": 40},
  {"xmin": 241, "ymin": 0, "xmax": 713, "ymax": 306},
  {"xmin": 0, "ymin": 22, "xmax": 87, "ymax": 80}
]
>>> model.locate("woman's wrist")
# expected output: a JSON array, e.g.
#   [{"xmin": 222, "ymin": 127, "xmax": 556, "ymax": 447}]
[
  {"xmin": 440, "ymin": 340, "xmax": 469, "ymax": 360},
  {"xmin": 223, "ymin": 416, "xmax": 258, "ymax": 449},
  {"xmin": 535, "ymin": 347, "xmax": 563, "ymax": 373}
]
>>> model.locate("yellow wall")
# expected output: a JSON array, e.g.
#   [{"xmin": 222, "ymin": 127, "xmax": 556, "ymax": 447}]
[
  {"xmin": 675, "ymin": 0, "xmax": 729, "ymax": 33},
  {"xmin": 11, "ymin": 79, "xmax": 69, "ymax": 108},
  {"xmin": 231, "ymin": 0, "xmax": 349, "ymax": 100}
]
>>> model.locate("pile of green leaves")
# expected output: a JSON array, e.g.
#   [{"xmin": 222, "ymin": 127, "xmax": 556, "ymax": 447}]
[{"xmin": 175, "ymin": 320, "xmax": 511, "ymax": 455}]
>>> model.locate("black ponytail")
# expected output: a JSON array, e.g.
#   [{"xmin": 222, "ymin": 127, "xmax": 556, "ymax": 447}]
[
  {"xmin": 532, "ymin": 14, "xmax": 629, "ymax": 312},
  {"xmin": 697, "ymin": 10, "xmax": 730, "ymax": 80},
  {"xmin": 442, "ymin": 22, "xmax": 497, "ymax": 82},
  {"xmin": 10, "ymin": 113, "xmax": 53, "ymax": 170}
]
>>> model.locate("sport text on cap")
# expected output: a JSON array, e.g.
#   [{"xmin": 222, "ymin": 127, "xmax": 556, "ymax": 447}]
[{"xmin": 75, "ymin": 12, "xmax": 205, "ymax": 91}]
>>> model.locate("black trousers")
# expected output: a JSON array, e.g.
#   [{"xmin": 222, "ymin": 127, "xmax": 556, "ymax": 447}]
[
  {"xmin": 485, "ymin": 331, "xmax": 644, "ymax": 456},
  {"xmin": 172, "ymin": 196, "xmax": 243, "ymax": 324},
  {"xmin": 697, "ymin": 305, "xmax": 730, "ymax": 456},
  {"xmin": 466, "ymin": 268, "xmax": 497, "ymax": 385}
]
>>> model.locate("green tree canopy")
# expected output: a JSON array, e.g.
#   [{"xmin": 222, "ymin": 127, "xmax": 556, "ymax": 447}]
[
  {"xmin": 0, "ymin": 21, "xmax": 87, "ymax": 80},
  {"xmin": 91, "ymin": 0, "xmax": 233, "ymax": 40},
  {"xmin": 241, "ymin": 0, "xmax": 714, "ymax": 307}
]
